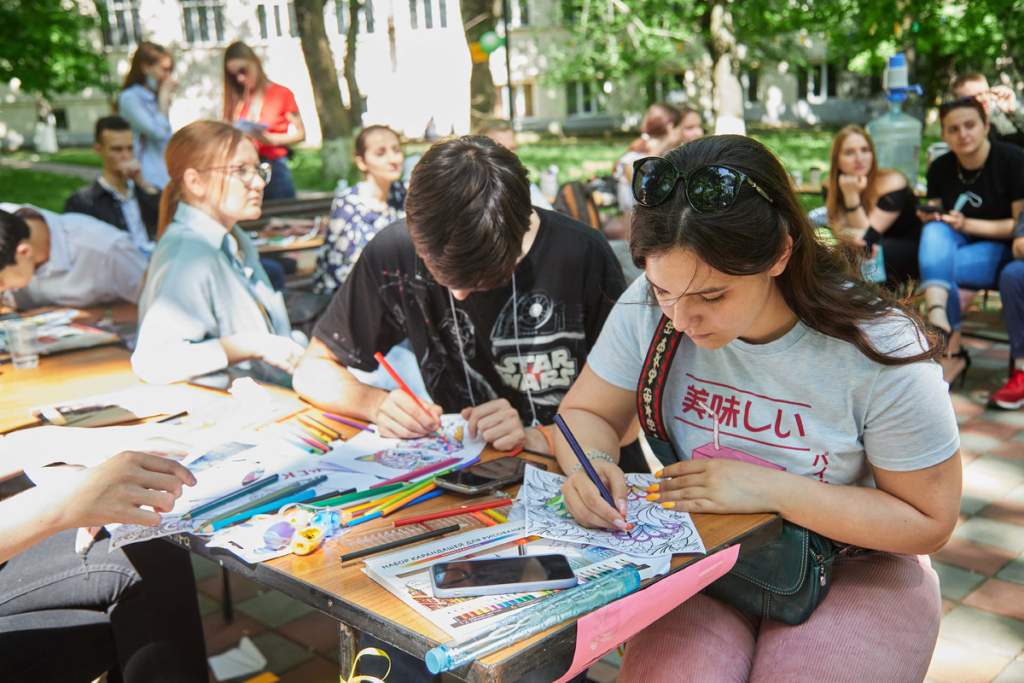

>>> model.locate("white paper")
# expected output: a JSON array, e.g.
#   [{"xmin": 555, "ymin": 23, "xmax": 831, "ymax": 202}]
[
  {"xmin": 519, "ymin": 466, "xmax": 706, "ymax": 558},
  {"xmin": 208, "ymin": 636, "xmax": 267, "ymax": 681}
]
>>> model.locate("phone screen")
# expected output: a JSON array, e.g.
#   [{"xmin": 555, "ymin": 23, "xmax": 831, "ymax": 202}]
[
  {"xmin": 919, "ymin": 199, "xmax": 941, "ymax": 213},
  {"xmin": 431, "ymin": 554, "xmax": 575, "ymax": 590},
  {"xmin": 436, "ymin": 457, "xmax": 526, "ymax": 489}
]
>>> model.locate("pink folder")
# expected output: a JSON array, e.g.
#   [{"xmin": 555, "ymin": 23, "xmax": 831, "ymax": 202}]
[
  {"xmin": 692, "ymin": 441, "xmax": 785, "ymax": 471},
  {"xmin": 552, "ymin": 544, "xmax": 741, "ymax": 683}
]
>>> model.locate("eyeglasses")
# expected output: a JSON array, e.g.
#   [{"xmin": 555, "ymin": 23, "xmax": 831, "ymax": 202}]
[
  {"xmin": 204, "ymin": 162, "xmax": 272, "ymax": 187},
  {"xmin": 631, "ymin": 157, "xmax": 774, "ymax": 212}
]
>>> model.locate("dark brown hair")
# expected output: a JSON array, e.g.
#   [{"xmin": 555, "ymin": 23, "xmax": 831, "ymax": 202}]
[
  {"xmin": 951, "ymin": 72, "xmax": 987, "ymax": 93},
  {"xmin": 939, "ymin": 97, "xmax": 988, "ymax": 127},
  {"xmin": 94, "ymin": 115, "xmax": 131, "ymax": 143},
  {"xmin": 0, "ymin": 210, "xmax": 30, "ymax": 269},
  {"xmin": 223, "ymin": 41, "xmax": 270, "ymax": 121},
  {"xmin": 122, "ymin": 41, "xmax": 172, "ymax": 90},
  {"xmin": 158, "ymin": 120, "xmax": 246, "ymax": 238},
  {"xmin": 405, "ymin": 136, "xmax": 531, "ymax": 291},
  {"xmin": 355, "ymin": 125, "xmax": 400, "ymax": 158},
  {"xmin": 629, "ymin": 135, "xmax": 940, "ymax": 366}
]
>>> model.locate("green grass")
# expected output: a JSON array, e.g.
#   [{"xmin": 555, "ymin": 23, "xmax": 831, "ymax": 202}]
[
  {"xmin": 6, "ymin": 149, "xmax": 101, "ymax": 167},
  {"xmin": 0, "ymin": 168, "xmax": 88, "ymax": 212}
]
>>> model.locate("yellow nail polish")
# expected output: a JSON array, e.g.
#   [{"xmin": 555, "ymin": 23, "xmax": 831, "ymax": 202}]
[
  {"xmin": 646, "ymin": 484, "xmax": 660, "ymax": 493},
  {"xmin": 661, "ymin": 501, "xmax": 676, "ymax": 509},
  {"xmin": 655, "ymin": 469, "xmax": 664, "ymax": 478},
  {"xmin": 645, "ymin": 493, "xmax": 660, "ymax": 502}
]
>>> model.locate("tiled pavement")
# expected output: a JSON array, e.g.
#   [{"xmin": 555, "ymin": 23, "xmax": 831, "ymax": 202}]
[{"xmin": 193, "ymin": 336, "xmax": 1024, "ymax": 683}]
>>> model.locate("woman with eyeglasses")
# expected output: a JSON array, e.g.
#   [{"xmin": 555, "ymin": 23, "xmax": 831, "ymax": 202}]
[
  {"xmin": 132, "ymin": 120, "xmax": 305, "ymax": 385},
  {"xmin": 312, "ymin": 125, "xmax": 407, "ymax": 295},
  {"xmin": 824, "ymin": 125, "xmax": 922, "ymax": 288},
  {"xmin": 222, "ymin": 41, "xmax": 306, "ymax": 202},
  {"xmin": 918, "ymin": 97, "xmax": 1024, "ymax": 387},
  {"xmin": 554, "ymin": 135, "xmax": 960, "ymax": 681},
  {"xmin": 118, "ymin": 41, "xmax": 176, "ymax": 189}
]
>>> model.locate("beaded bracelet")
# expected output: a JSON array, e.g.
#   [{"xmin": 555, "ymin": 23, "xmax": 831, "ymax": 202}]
[{"xmin": 569, "ymin": 449, "xmax": 616, "ymax": 474}]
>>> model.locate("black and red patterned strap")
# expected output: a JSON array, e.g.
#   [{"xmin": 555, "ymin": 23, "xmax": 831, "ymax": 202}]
[{"xmin": 636, "ymin": 314, "xmax": 683, "ymax": 442}]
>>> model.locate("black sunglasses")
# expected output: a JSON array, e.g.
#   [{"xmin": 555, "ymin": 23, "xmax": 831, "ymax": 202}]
[{"xmin": 632, "ymin": 157, "xmax": 774, "ymax": 212}]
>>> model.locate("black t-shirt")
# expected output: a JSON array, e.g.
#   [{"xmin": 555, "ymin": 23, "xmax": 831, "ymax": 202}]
[
  {"xmin": 875, "ymin": 186, "xmax": 922, "ymax": 241},
  {"xmin": 926, "ymin": 141, "xmax": 1024, "ymax": 228},
  {"xmin": 313, "ymin": 208, "xmax": 627, "ymax": 425}
]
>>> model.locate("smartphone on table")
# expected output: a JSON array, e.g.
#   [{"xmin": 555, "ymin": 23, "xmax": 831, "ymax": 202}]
[
  {"xmin": 435, "ymin": 456, "xmax": 533, "ymax": 495},
  {"xmin": 430, "ymin": 554, "xmax": 578, "ymax": 597}
]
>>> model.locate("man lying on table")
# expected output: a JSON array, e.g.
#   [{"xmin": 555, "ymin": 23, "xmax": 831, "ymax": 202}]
[
  {"xmin": 294, "ymin": 135, "xmax": 627, "ymax": 454},
  {"xmin": 0, "ymin": 206, "xmax": 147, "ymax": 309}
]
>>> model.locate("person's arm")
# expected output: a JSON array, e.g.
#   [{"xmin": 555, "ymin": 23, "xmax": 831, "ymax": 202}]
[
  {"xmin": 956, "ymin": 214, "xmax": 1017, "ymax": 239},
  {"xmin": 118, "ymin": 88, "xmax": 172, "ymax": 143},
  {"xmin": 103, "ymin": 237, "xmax": 149, "ymax": 303},
  {"xmin": 0, "ymin": 451, "xmax": 194, "ymax": 565},
  {"xmin": 1014, "ymin": 235, "xmax": 1024, "ymax": 259},
  {"xmin": 263, "ymin": 111, "xmax": 305, "ymax": 147},
  {"xmin": 293, "ymin": 338, "xmax": 442, "ymax": 437}
]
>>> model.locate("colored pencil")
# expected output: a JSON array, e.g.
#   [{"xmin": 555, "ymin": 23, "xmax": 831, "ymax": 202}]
[
  {"xmin": 382, "ymin": 483, "xmax": 437, "ymax": 516},
  {"xmin": 372, "ymin": 352, "xmax": 436, "ymax": 427},
  {"xmin": 202, "ymin": 475, "xmax": 328, "ymax": 529},
  {"xmin": 483, "ymin": 509, "xmax": 508, "ymax": 523},
  {"xmin": 371, "ymin": 457, "xmax": 460, "ymax": 488},
  {"xmin": 309, "ymin": 483, "xmax": 404, "ymax": 508},
  {"xmin": 340, "ymin": 523, "xmax": 460, "ymax": 563},
  {"xmin": 322, "ymin": 412, "xmax": 373, "ymax": 433},
  {"xmin": 183, "ymin": 474, "xmax": 280, "ymax": 520},
  {"xmin": 369, "ymin": 478, "xmax": 435, "ymax": 515},
  {"xmin": 156, "ymin": 410, "xmax": 188, "ymax": 424},
  {"xmin": 393, "ymin": 498, "xmax": 513, "ymax": 527},
  {"xmin": 344, "ymin": 510, "xmax": 382, "ymax": 527},
  {"xmin": 205, "ymin": 489, "xmax": 318, "ymax": 532},
  {"xmin": 472, "ymin": 511, "xmax": 497, "ymax": 526},
  {"xmin": 553, "ymin": 414, "xmax": 616, "ymax": 509},
  {"xmin": 299, "ymin": 414, "xmax": 340, "ymax": 439},
  {"xmin": 288, "ymin": 427, "xmax": 329, "ymax": 453},
  {"xmin": 294, "ymin": 420, "xmax": 333, "ymax": 443},
  {"xmin": 305, "ymin": 487, "xmax": 357, "ymax": 505}
]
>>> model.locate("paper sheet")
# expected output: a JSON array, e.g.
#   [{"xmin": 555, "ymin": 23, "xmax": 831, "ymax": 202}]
[
  {"xmin": 552, "ymin": 544, "xmax": 740, "ymax": 683},
  {"xmin": 208, "ymin": 636, "xmax": 267, "ymax": 681},
  {"xmin": 519, "ymin": 466, "xmax": 706, "ymax": 558}
]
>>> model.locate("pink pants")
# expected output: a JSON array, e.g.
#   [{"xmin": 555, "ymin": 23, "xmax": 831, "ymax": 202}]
[{"xmin": 619, "ymin": 552, "xmax": 940, "ymax": 683}]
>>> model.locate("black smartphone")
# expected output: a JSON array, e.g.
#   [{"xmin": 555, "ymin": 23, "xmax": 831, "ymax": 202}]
[
  {"xmin": 918, "ymin": 198, "xmax": 942, "ymax": 215},
  {"xmin": 435, "ymin": 456, "xmax": 532, "ymax": 495},
  {"xmin": 430, "ymin": 554, "xmax": 578, "ymax": 597}
]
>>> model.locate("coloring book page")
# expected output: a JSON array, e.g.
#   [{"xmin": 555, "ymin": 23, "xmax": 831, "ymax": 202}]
[
  {"xmin": 325, "ymin": 414, "xmax": 485, "ymax": 480},
  {"xmin": 519, "ymin": 465, "xmax": 706, "ymax": 558}
]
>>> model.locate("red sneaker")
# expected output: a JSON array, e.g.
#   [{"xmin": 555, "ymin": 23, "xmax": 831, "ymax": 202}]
[{"xmin": 991, "ymin": 369, "xmax": 1024, "ymax": 410}]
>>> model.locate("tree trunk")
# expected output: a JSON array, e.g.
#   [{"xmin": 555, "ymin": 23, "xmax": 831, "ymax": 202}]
[
  {"xmin": 461, "ymin": 0, "xmax": 497, "ymax": 128},
  {"xmin": 294, "ymin": 0, "xmax": 352, "ymax": 183},
  {"xmin": 708, "ymin": 1, "xmax": 745, "ymax": 135},
  {"xmin": 345, "ymin": 0, "xmax": 365, "ymax": 131}
]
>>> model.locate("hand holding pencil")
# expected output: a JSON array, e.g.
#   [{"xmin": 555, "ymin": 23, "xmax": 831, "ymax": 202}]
[{"xmin": 372, "ymin": 352, "xmax": 443, "ymax": 439}]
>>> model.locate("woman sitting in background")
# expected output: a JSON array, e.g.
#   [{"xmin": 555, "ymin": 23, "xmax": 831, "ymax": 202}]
[
  {"xmin": 824, "ymin": 125, "xmax": 922, "ymax": 289},
  {"xmin": 132, "ymin": 120, "xmax": 305, "ymax": 385},
  {"xmin": 918, "ymin": 97, "xmax": 1024, "ymax": 385},
  {"xmin": 313, "ymin": 125, "xmax": 406, "ymax": 295},
  {"xmin": 222, "ymin": 41, "xmax": 306, "ymax": 202}
]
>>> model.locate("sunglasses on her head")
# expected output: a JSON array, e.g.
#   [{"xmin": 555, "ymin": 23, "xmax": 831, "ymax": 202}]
[{"xmin": 631, "ymin": 157, "xmax": 774, "ymax": 212}]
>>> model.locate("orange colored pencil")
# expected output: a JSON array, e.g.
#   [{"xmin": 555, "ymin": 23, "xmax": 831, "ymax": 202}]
[{"xmin": 381, "ymin": 483, "xmax": 437, "ymax": 516}]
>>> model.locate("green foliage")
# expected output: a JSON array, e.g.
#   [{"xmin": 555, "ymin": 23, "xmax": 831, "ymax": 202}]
[{"xmin": 0, "ymin": 0, "xmax": 110, "ymax": 96}]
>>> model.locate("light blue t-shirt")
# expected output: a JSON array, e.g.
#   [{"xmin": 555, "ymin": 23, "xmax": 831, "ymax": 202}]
[
  {"xmin": 588, "ymin": 277, "xmax": 959, "ymax": 485},
  {"xmin": 117, "ymin": 85, "xmax": 171, "ymax": 189}
]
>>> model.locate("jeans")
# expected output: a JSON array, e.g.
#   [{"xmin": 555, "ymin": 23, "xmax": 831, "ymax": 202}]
[
  {"xmin": 262, "ymin": 155, "xmax": 296, "ymax": 202},
  {"xmin": 1000, "ymin": 260, "xmax": 1024, "ymax": 360},
  {"xmin": 0, "ymin": 531, "xmax": 207, "ymax": 682},
  {"xmin": 917, "ymin": 220, "xmax": 1012, "ymax": 329}
]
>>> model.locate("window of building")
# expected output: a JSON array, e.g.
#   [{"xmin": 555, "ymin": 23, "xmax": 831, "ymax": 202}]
[
  {"xmin": 422, "ymin": 0, "xmax": 433, "ymax": 28},
  {"xmin": 647, "ymin": 73, "xmax": 685, "ymax": 103},
  {"xmin": 566, "ymin": 81, "xmax": 604, "ymax": 115},
  {"xmin": 511, "ymin": 0, "xmax": 529, "ymax": 27},
  {"xmin": 438, "ymin": 0, "xmax": 446, "ymax": 27},
  {"xmin": 328, "ymin": 0, "xmax": 376, "ymax": 34},
  {"xmin": 745, "ymin": 69, "xmax": 760, "ymax": 103},
  {"xmin": 99, "ymin": 0, "xmax": 142, "ymax": 48},
  {"xmin": 53, "ymin": 109, "xmax": 69, "ymax": 130},
  {"xmin": 497, "ymin": 83, "xmax": 535, "ymax": 118},
  {"xmin": 797, "ymin": 62, "xmax": 837, "ymax": 103},
  {"xmin": 256, "ymin": 1, "xmax": 299, "ymax": 39},
  {"xmin": 181, "ymin": 0, "xmax": 226, "ymax": 46}
]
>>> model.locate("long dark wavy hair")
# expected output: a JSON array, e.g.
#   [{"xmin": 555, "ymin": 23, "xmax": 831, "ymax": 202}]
[{"xmin": 629, "ymin": 135, "xmax": 940, "ymax": 366}]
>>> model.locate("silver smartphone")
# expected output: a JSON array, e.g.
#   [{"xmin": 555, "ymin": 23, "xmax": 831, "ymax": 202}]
[{"xmin": 430, "ymin": 554, "xmax": 578, "ymax": 598}]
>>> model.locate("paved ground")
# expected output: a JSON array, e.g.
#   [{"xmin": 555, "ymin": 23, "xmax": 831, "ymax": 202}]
[{"xmin": 190, "ymin": 328, "xmax": 1024, "ymax": 682}]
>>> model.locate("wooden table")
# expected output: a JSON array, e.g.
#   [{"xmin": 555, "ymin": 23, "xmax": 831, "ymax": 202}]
[{"xmin": 3, "ymin": 346, "xmax": 780, "ymax": 682}]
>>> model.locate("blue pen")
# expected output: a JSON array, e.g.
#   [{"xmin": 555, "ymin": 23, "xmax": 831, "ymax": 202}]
[
  {"xmin": 553, "ymin": 414, "xmax": 616, "ymax": 509},
  {"xmin": 205, "ymin": 488, "xmax": 318, "ymax": 532}
]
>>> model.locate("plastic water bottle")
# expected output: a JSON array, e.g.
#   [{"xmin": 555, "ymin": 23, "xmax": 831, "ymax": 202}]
[
  {"xmin": 867, "ymin": 53, "xmax": 923, "ymax": 186},
  {"xmin": 540, "ymin": 165, "xmax": 559, "ymax": 203}
]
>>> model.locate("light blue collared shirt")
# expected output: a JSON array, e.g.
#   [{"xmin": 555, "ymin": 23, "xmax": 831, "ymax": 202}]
[
  {"xmin": 97, "ymin": 176, "xmax": 155, "ymax": 255},
  {"xmin": 132, "ymin": 202, "xmax": 293, "ymax": 384},
  {"xmin": 1, "ymin": 203, "xmax": 147, "ymax": 309},
  {"xmin": 117, "ymin": 85, "xmax": 172, "ymax": 189}
]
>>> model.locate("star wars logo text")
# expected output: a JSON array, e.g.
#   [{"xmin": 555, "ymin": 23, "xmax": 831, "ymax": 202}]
[{"xmin": 496, "ymin": 348, "xmax": 578, "ymax": 392}]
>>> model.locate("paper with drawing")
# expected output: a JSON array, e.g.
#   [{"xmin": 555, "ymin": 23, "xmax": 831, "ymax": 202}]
[{"xmin": 518, "ymin": 466, "xmax": 706, "ymax": 558}]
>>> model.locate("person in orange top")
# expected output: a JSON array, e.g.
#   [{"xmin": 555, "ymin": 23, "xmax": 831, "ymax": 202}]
[{"xmin": 222, "ymin": 41, "xmax": 306, "ymax": 202}]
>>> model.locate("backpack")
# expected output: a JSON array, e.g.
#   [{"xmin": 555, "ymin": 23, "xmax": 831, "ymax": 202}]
[{"xmin": 552, "ymin": 181, "xmax": 601, "ymax": 229}]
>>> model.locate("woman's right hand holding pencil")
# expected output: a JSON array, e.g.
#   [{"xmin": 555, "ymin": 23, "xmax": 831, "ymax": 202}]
[
  {"xmin": 562, "ymin": 460, "xmax": 630, "ymax": 531},
  {"xmin": 374, "ymin": 389, "xmax": 443, "ymax": 438}
]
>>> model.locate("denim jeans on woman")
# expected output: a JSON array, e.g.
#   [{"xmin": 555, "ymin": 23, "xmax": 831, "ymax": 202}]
[
  {"xmin": 262, "ymin": 156, "xmax": 296, "ymax": 202},
  {"xmin": 918, "ymin": 220, "xmax": 1012, "ymax": 329},
  {"xmin": 1000, "ymin": 260, "xmax": 1024, "ymax": 360},
  {"xmin": 0, "ymin": 530, "xmax": 207, "ymax": 682}
]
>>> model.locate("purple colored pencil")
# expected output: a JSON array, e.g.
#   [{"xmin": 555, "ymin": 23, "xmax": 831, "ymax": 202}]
[{"xmin": 322, "ymin": 412, "xmax": 374, "ymax": 433}]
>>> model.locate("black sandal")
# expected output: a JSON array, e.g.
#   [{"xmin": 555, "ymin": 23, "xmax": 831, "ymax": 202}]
[{"xmin": 926, "ymin": 304, "xmax": 971, "ymax": 388}]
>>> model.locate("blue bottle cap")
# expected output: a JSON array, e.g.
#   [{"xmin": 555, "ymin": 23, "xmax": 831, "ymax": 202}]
[{"xmin": 425, "ymin": 646, "xmax": 451, "ymax": 674}]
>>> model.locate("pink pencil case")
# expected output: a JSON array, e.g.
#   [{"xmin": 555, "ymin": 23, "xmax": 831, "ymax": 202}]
[{"xmin": 692, "ymin": 442, "xmax": 785, "ymax": 471}]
